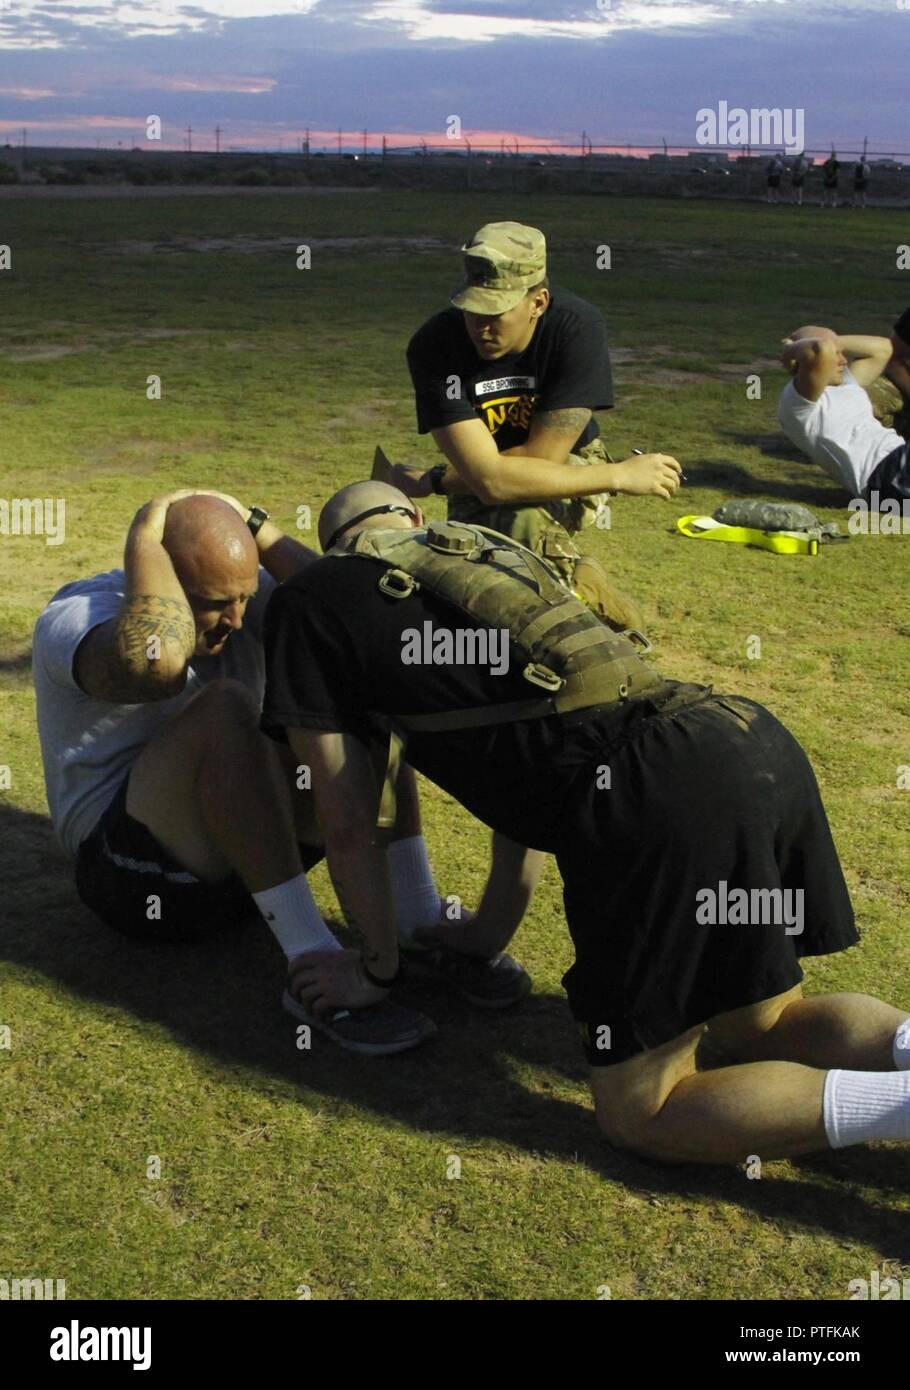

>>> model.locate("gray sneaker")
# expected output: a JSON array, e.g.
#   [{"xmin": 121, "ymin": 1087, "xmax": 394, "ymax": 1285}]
[
  {"xmin": 402, "ymin": 944, "xmax": 532, "ymax": 1010},
  {"xmin": 282, "ymin": 990, "xmax": 436, "ymax": 1056}
]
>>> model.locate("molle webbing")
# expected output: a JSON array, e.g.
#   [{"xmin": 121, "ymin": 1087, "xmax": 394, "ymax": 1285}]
[{"xmin": 337, "ymin": 521, "xmax": 664, "ymax": 731}]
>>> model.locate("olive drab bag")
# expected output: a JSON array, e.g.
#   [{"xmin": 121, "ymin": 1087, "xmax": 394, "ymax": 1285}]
[
  {"xmin": 337, "ymin": 520, "xmax": 666, "ymax": 731},
  {"xmin": 334, "ymin": 520, "xmax": 673, "ymax": 827}
]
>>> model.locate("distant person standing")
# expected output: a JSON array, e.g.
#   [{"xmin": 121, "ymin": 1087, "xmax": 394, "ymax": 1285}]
[
  {"xmin": 765, "ymin": 154, "xmax": 783, "ymax": 204},
  {"xmin": 789, "ymin": 153, "xmax": 808, "ymax": 206},
  {"xmin": 852, "ymin": 158, "xmax": 870, "ymax": 208},
  {"xmin": 821, "ymin": 153, "xmax": 840, "ymax": 207}
]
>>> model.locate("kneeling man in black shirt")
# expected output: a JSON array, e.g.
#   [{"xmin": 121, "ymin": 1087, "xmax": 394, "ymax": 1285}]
[{"xmin": 262, "ymin": 481, "xmax": 910, "ymax": 1167}]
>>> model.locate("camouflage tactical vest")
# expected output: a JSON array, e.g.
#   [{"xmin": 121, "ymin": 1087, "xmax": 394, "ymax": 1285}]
[{"xmin": 336, "ymin": 520, "xmax": 665, "ymax": 732}]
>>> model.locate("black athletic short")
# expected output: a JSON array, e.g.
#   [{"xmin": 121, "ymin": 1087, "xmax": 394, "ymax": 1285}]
[
  {"xmin": 75, "ymin": 777, "xmax": 325, "ymax": 942},
  {"xmin": 767, "ymin": 175, "xmax": 781, "ymax": 189},
  {"xmin": 865, "ymin": 443, "xmax": 910, "ymax": 503},
  {"xmin": 556, "ymin": 695, "xmax": 859, "ymax": 1066}
]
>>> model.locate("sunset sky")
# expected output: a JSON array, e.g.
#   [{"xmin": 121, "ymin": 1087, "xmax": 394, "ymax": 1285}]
[{"xmin": 0, "ymin": 1, "xmax": 904, "ymax": 156}]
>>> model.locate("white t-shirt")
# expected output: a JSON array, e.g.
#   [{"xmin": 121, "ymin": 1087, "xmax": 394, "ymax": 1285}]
[
  {"xmin": 32, "ymin": 567, "xmax": 277, "ymax": 856},
  {"xmin": 777, "ymin": 366, "xmax": 903, "ymax": 495}
]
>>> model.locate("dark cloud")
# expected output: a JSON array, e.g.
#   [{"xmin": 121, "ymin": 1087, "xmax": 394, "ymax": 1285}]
[{"xmin": 0, "ymin": 1, "xmax": 904, "ymax": 154}]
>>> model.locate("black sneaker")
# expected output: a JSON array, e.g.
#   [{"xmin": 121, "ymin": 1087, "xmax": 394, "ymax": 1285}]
[
  {"xmin": 282, "ymin": 990, "xmax": 436, "ymax": 1056},
  {"xmin": 402, "ymin": 944, "xmax": 532, "ymax": 1009}
]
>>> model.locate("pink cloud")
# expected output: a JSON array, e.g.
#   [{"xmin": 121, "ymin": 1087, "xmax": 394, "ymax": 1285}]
[{"xmin": 156, "ymin": 75, "xmax": 278, "ymax": 94}]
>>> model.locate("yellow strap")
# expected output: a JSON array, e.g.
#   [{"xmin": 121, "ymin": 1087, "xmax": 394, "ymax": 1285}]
[{"xmin": 675, "ymin": 514, "xmax": 819, "ymax": 556}]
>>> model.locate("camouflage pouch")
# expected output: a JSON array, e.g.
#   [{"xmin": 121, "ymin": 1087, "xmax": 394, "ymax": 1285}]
[
  {"xmin": 712, "ymin": 498, "xmax": 844, "ymax": 543},
  {"xmin": 543, "ymin": 437, "xmax": 612, "ymax": 533}
]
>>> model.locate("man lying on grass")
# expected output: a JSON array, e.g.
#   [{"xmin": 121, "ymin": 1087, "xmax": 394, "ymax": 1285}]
[
  {"xmin": 262, "ymin": 479, "xmax": 910, "ymax": 1165},
  {"xmin": 32, "ymin": 490, "xmax": 536, "ymax": 1056},
  {"xmin": 778, "ymin": 325, "xmax": 910, "ymax": 505}
]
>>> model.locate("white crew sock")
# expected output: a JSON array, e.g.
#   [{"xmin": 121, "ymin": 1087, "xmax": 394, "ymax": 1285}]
[
  {"xmin": 252, "ymin": 874, "xmax": 341, "ymax": 960},
  {"xmin": 893, "ymin": 1019, "xmax": 910, "ymax": 1070},
  {"xmin": 823, "ymin": 1069, "xmax": 910, "ymax": 1148},
  {"xmin": 387, "ymin": 835, "xmax": 440, "ymax": 941}
]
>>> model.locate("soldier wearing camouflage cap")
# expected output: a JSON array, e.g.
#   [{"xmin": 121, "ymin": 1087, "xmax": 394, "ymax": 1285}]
[{"xmin": 394, "ymin": 221, "xmax": 683, "ymax": 631}]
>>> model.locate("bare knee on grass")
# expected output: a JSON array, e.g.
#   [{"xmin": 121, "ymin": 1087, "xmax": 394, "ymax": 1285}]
[
  {"xmin": 590, "ymin": 1022, "xmax": 708, "ymax": 1161},
  {"xmin": 590, "ymin": 987, "xmax": 808, "ymax": 1163}
]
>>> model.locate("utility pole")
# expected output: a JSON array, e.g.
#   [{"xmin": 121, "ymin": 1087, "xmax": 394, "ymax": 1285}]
[
  {"xmin": 362, "ymin": 128, "xmax": 367, "ymax": 156},
  {"xmin": 185, "ymin": 124, "xmax": 192, "ymax": 153},
  {"xmin": 337, "ymin": 127, "xmax": 342, "ymax": 155},
  {"xmin": 215, "ymin": 125, "xmax": 222, "ymax": 154}
]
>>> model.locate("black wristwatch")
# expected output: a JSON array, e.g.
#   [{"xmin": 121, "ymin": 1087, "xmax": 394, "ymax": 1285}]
[
  {"xmin": 426, "ymin": 464, "xmax": 447, "ymax": 496},
  {"xmin": 247, "ymin": 505, "xmax": 269, "ymax": 537}
]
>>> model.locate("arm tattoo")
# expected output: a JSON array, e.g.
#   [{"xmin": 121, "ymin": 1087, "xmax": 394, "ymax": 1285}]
[
  {"xmin": 82, "ymin": 594, "xmax": 195, "ymax": 702},
  {"xmin": 533, "ymin": 407, "xmax": 593, "ymax": 436},
  {"xmin": 116, "ymin": 594, "xmax": 195, "ymax": 667}
]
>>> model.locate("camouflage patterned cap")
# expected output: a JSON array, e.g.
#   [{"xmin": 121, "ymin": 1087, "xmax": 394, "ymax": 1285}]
[{"xmin": 450, "ymin": 222, "xmax": 547, "ymax": 314}]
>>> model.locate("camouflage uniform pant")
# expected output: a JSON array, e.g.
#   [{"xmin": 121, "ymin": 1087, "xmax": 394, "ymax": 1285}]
[{"xmin": 447, "ymin": 436, "xmax": 644, "ymax": 632}]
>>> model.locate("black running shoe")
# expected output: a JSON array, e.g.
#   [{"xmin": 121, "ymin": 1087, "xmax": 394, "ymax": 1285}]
[
  {"xmin": 402, "ymin": 944, "xmax": 532, "ymax": 1009},
  {"xmin": 282, "ymin": 991, "xmax": 436, "ymax": 1056}
]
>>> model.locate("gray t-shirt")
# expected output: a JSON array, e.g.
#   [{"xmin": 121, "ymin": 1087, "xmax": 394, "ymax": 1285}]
[{"xmin": 32, "ymin": 567, "xmax": 277, "ymax": 856}]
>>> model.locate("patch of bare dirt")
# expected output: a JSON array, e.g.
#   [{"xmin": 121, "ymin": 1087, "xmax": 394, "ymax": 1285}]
[
  {"xmin": 68, "ymin": 439, "xmax": 177, "ymax": 481},
  {"xmin": 109, "ymin": 234, "xmax": 450, "ymax": 256},
  {"xmin": 0, "ymin": 184, "xmax": 380, "ymax": 200},
  {"xmin": 0, "ymin": 328, "xmax": 199, "ymax": 360},
  {"xmin": 614, "ymin": 367, "xmax": 718, "ymax": 387},
  {"xmin": 716, "ymin": 357, "xmax": 782, "ymax": 377},
  {"xmin": 2, "ymin": 344, "xmax": 80, "ymax": 360}
]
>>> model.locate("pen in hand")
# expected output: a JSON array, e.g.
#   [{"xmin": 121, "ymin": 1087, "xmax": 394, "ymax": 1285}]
[{"xmin": 633, "ymin": 447, "xmax": 686, "ymax": 484}]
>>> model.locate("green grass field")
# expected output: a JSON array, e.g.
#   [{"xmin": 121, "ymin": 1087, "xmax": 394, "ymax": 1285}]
[{"xmin": 2, "ymin": 190, "xmax": 909, "ymax": 1301}]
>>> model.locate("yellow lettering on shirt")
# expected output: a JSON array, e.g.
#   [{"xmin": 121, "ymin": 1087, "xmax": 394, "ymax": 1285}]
[{"xmin": 480, "ymin": 393, "xmax": 539, "ymax": 436}]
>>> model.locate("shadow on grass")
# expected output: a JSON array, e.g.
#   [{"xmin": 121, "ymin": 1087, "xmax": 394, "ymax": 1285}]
[
  {"xmin": 3, "ymin": 796, "xmax": 909, "ymax": 1261},
  {"xmin": 684, "ymin": 453, "xmax": 849, "ymax": 510},
  {"xmin": 0, "ymin": 647, "xmax": 33, "ymax": 680}
]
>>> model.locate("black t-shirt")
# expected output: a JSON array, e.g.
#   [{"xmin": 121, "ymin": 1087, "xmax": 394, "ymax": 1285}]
[
  {"xmin": 406, "ymin": 289, "xmax": 613, "ymax": 454},
  {"xmin": 262, "ymin": 554, "xmax": 702, "ymax": 853},
  {"xmin": 894, "ymin": 307, "xmax": 910, "ymax": 348}
]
